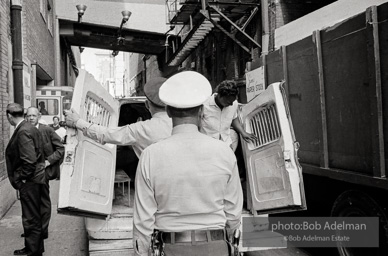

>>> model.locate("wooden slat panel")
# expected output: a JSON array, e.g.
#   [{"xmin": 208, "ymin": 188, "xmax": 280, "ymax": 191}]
[
  {"xmin": 89, "ymin": 239, "xmax": 133, "ymax": 252},
  {"xmin": 321, "ymin": 12, "xmax": 374, "ymax": 173},
  {"xmin": 366, "ymin": 6, "xmax": 385, "ymax": 178},
  {"xmin": 286, "ymin": 37, "xmax": 321, "ymax": 166},
  {"xmin": 90, "ymin": 250, "xmax": 134, "ymax": 256},
  {"xmin": 313, "ymin": 30, "xmax": 329, "ymax": 169},
  {"xmin": 378, "ymin": 3, "xmax": 388, "ymax": 172}
]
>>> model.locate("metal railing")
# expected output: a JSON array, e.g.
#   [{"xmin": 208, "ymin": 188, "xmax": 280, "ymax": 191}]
[{"xmin": 166, "ymin": 0, "xmax": 179, "ymax": 24}]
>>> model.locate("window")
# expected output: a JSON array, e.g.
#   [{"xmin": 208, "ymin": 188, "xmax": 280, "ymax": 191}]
[
  {"xmin": 36, "ymin": 99, "xmax": 59, "ymax": 116},
  {"xmin": 62, "ymin": 95, "xmax": 72, "ymax": 112}
]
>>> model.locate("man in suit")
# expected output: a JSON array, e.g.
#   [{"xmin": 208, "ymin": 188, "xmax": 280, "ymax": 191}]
[
  {"xmin": 6, "ymin": 103, "xmax": 46, "ymax": 256},
  {"xmin": 26, "ymin": 107, "xmax": 65, "ymax": 240}
]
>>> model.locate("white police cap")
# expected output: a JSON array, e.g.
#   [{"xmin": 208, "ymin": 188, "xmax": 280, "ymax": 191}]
[{"xmin": 159, "ymin": 71, "xmax": 212, "ymax": 108}]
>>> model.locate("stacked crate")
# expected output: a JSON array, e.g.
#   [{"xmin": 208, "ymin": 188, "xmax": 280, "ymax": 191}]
[{"xmin": 87, "ymin": 171, "xmax": 134, "ymax": 255}]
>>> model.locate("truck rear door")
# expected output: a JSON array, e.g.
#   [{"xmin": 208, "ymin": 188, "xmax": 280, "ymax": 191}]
[
  {"xmin": 240, "ymin": 82, "xmax": 306, "ymax": 215},
  {"xmin": 58, "ymin": 69, "xmax": 120, "ymax": 219}
]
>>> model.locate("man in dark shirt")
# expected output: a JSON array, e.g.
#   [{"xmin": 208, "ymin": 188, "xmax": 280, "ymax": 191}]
[{"xmin": 49, "ymin": 116, "xmax": 60, "ymax": 131}]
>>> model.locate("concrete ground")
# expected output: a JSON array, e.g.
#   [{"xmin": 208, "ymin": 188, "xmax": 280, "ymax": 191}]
[
  {"xmin": 0, "ymin": 180, "xmax": 88, "ymax": 256},
  {"xmin": 0, "ymin": 180, "xmax": 316, "ymax": 256}
]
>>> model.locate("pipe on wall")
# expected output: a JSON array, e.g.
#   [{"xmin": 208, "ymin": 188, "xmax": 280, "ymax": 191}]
[
  {"xmin": 11, "ymin": 0, "xmax": 24, "ymax": 106},
  {"xmin": 53, "ymin": 0, "xmax": 61, "ymax": 87},
  {"xmin": 261, "ymin": 0, "xmax": 270, "ymax": 55}
]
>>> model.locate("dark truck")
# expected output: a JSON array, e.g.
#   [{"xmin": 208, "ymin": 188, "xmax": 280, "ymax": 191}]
[{"xmin": 251, "ymin": 3, "xmax": 388, "ymax": 256}]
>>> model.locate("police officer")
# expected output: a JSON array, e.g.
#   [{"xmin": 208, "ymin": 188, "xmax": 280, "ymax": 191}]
[
  {"xmin": 133, "ymin": 71, "xmax": 243, "ymax": 256},
  {"xmin": 64, "ymin": 77, "xmax": 172, "ymax": 159}
]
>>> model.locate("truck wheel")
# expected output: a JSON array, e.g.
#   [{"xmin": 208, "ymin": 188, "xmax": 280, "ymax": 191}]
[{"xmin": 331, "ymin": 190, "xmax": 388, "ymax": 256}]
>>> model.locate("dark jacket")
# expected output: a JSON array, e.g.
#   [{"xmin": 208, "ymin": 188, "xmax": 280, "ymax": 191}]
[
  {"xmin": 6, "ymin": 120, "xmax": 46, "ymax": 189},
  {"xmin": 49, "ymin": 124, "xmax": 60, "ymax": 131},
  {"xmin": 38, "ymin": 124, "xmax": 65, "ymax": 180}
]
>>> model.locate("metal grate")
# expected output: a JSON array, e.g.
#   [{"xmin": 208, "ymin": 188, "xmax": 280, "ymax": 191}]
[
  {"xmin": 249, "ymin": 104, "xmax": 281, "ymax": 148},
  {"xmin": 84, "ymin": 96, "xmax": 111, "ymax": 127}
]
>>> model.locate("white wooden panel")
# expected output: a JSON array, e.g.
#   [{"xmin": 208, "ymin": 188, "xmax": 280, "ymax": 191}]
[{"xmin": 275, "ymin": 0, "xmax": 388, "ymax": 48}]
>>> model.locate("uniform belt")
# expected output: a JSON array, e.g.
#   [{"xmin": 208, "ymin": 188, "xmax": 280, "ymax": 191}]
[{"xmin": 161, "ymin": 229, "xmax": 225, "ymax": 244}]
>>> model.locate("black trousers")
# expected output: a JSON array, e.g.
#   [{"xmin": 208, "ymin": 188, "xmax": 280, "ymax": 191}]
[
  {"xmin": 20, "ymin": 182, "xmax": 44, "ymax": 255},
  {"xmin": 40, "ymin": 180, "xmax": 51, "ymax": 238}
]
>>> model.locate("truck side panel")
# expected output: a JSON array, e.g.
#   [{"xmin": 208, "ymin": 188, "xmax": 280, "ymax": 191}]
[
  {"xmin": 266, "ymin": 36, "xmax": 323, "ymax": 167},
  {"xmin": 321, "ymin": 12, "xmax": 373, "ymax": 173},
  {"xmin": 257, "ymin": 2, "xmax": 388, "ymax": 184},
  {"xmin": 379, "ymin": 4, "xmax": 388, "ymax": 171},
  {"xmin": 287, "ymin": 37, "xmax": 322, "ymax": 167}
]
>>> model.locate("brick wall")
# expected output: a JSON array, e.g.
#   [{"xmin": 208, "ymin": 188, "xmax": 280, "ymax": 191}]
[
  {"xmin": 0, "ymin": 0, "xmax": 17, "ymax": 219},
  {"xmin": 145, "ymin": 56, "xmax": 162, "ymax": 83},
  {"xmin": 0, "ymin": 0, "xmax": 11, "ymax": 181},
  {"xmin": 23, "ymin": 0, "xmax": 55, "ymax": 79}
]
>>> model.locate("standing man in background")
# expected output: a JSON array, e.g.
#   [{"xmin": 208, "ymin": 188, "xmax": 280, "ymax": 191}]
[
  {"xmin": 5, "ymin": 103, "xmax": 46, "ymax": 256},
  {"xmin": 38, "ymin": 102, "xmax": 48, "ymax": 115},
  {"xmin": 49, "ymin": 116, "xmax": 60, "ymax": 131},
  {"xmin": 200, "ymin": 80, "xmax": 256, "ymax": 151},
  {"xmin": 133, "ymin": 71, "xmax": 243, "ymax": 256},
  {"xmin": 26, "ymin": 107, "xmax": 65, "ymax": 240}
]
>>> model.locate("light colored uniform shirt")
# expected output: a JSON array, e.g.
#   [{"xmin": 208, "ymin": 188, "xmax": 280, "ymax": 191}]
[
  {"xmin": 133, "ymin": 124, "xmax": 243, "ymax": 255},
  {"xmin": 200, "ymin": 94, "xmax": 238, "ymax": 147},
  {"xmin": 75, "ymin": 112, "xmax": 172, "ymax": 158}
]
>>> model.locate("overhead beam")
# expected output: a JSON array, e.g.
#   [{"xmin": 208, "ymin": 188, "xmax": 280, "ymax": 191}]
[{"xmin": 58, "ymin": 19, "xmax": 168, "ymax": 55}]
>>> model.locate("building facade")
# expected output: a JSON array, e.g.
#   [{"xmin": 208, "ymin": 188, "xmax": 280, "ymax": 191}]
[
  {"xmin": 130, "ymin": 0, "xmax": 337, "ymax": 100},
  {"xmin": 0, "ymin": 0, "xmax": 78, "ymax": 218}
]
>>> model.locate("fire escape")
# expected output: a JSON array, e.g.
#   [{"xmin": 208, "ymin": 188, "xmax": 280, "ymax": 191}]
[{"xmin": 165, "ymin": 0, "xmax": 261, "ymax": 67}]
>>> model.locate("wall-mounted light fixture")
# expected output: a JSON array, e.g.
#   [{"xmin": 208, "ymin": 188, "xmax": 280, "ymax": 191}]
[
  {"xmin": 112, "ymin": 50, "xmax": 119, "ymax": 57},
  {"xmin": 117, "ymin": 10, "xmax": 131, "ymax": 45},
  {"xmin": 76, "ymin": 4, "xmax": 87, "ymax": 23},
  {"xmin": 112, "ymin": 10, "xmax": 131, "ymax": 56},
  {"xmin": 121, "ymin": 10, "xmax": 131, "ymax": 24}
]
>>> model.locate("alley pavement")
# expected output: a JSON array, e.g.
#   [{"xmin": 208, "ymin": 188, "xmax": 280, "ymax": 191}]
[
  {"xmin": 0, "ymin": 180, "xmax": 314, "ymax": 256},
  {"xmin": 0, "ymin": 180, "xmax": 88, "ymax": 256}
]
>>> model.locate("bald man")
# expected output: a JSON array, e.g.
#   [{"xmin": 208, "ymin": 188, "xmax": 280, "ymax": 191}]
[{"xmin": 26, "ymin": 107, "xmax": 64, "ymax": 240}]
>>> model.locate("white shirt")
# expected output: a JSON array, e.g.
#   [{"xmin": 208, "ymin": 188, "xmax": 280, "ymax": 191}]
[
  {"xmin": 133, "ymin": 124, "xmax": 243, "ymax": 255},
  {"xmin": 200, "ymin": 94, "xmax": 238, "ymax": 147},
  {"xmin": 15, "ymin": 120, "xmax": 24, "ymax": 129},
  {"xmin": 76, "ymin": 112, "xmax": 172, "ymax": 158},
  {"xmin": 38, "ymin": 119, "xmax": 47, "ymax": 125}
]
